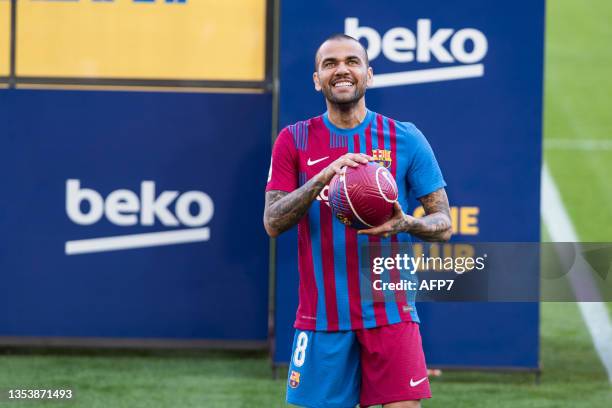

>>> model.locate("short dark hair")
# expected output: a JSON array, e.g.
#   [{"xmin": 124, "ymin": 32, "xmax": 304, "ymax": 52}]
[{"xmin": 314, "ymin": 34, "xmax": 369, "ymax": 71}]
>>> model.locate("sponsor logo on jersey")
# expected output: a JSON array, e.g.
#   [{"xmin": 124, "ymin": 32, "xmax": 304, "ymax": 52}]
[
  {"xmin": 289, "ymin": 370, "xmax": 301, "ymax": 388},
  {"xmin": 316, "ymin": 185, "xmax": 331, "ymax": 206}
]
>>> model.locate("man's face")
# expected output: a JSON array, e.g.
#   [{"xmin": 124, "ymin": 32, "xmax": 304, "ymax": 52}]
[{"xmin": 314, "ymin": 39, "xmax": 373, "ymax": 106}]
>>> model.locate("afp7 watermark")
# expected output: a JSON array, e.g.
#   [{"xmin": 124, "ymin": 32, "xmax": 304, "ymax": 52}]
[{"xmin": 359, "ymin": 242, "xmax": 612, "ymax": 302}]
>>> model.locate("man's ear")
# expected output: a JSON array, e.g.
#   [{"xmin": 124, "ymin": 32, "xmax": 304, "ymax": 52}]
[
  {"xmin": 366, "ymin": 66, "xmax": 374, "ymax": 88},
  {"xmin": 313, "ymin": 72, "xmax": 322, "ymax": 92}
]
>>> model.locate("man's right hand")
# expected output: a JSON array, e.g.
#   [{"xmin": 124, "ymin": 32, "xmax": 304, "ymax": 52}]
[{"xmin": 319, "ymin": 153, "xmax": 373, "ymax": 183}]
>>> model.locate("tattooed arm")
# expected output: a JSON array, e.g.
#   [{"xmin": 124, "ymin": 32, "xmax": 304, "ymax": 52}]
[
  {"xmin": 263, "ymin": 178, "xmax": 326, "ymax": 238},
  {"xmin": 264, "ymin": 153, "xmax": 373, "ymax": 238},
  {"xmin": 408, "ymin": 188, "xmax": 452, "ymax": 241},
  {"xmin": 358, "ymin": 188, "xmax": 452, "ymax": 242}
]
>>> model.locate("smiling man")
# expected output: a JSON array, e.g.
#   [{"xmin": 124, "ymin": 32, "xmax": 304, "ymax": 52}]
[{"xmin": 264, "ymin": 34, "xmax": 451, "ymax": 408}]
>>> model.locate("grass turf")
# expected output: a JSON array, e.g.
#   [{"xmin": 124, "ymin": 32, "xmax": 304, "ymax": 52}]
[
  {"xmin": 544, "ymin": 0, "xmax": 612, "ymax": 241},
  {"xmin": 543, "ymin": 0, "xmax": 612, "ymax": 316},
  {"xmin": 0, "ymin": 302, "xmax": 610, "ymax": 407}
]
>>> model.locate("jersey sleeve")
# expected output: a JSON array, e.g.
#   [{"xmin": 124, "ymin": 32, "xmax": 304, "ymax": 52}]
[
  {"xmin": 406, "ymin": 124, "xmax": 447, "ymax": 198},
  {"xmin": 266, "ymin": 127, "xmax": 299, "ymax": 192}
]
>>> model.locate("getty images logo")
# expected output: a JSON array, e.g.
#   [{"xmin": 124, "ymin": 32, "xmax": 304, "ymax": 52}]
[
  {"xmin": 345, "ymin": 18, "xmax": 488, "ymax": 88},
  {"xmin": 65, "ymin": 179, "xmax": 214, "ymax": 255}
]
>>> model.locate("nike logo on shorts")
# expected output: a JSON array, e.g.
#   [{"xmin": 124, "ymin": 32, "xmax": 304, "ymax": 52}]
[{"xmin": 410, "ymin": 377, "xmax": 428, "ymax": 387}]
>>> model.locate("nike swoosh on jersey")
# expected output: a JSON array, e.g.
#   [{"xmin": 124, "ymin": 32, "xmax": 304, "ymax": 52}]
[
  {"xmin": 307, "ymin": 156, "xmax": 329, "ymax": 166},
  {"xmin": 409, "ymin": 377, "xmax": 428, "ymax": 387}
]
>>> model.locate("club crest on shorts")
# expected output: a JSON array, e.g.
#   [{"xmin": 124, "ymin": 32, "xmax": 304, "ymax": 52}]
[
  {"xmin": 289, "ymin": 370, "xmax": 301, "ymax": 388},
  {"xmin": 372, "ymin": 149, "xmax": 392, "ymax": 168}
]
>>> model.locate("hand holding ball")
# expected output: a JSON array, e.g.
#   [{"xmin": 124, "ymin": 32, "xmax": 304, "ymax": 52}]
[{"xmin": 328, "ymin": 162, "xmax": 399, "ymax": 229}]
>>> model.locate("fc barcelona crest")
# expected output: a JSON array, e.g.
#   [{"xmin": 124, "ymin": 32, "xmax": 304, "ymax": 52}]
[
  {"xmin": 372, "ymin": 149, "xmax": 392, "ymax": 168},
  {"xmin": 289, "ymin": 370, "xmax": 301, "ymax": 388}
]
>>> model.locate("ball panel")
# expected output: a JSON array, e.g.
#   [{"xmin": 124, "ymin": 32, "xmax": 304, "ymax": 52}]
[
  {"xmin": 328, "ymin": 162, "xmax": 399, "ymax": 230},
  {"xmin": 375, "ymin": 166, "xmax": 399, "ymax": 202},
  {"xmin": 328, "ymin": 172, "xmax": 353, "ymax": 226}
]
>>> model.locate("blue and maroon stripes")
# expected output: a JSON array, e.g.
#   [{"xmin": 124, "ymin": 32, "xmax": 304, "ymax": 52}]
[
  {"xmin": 356, "ymin": 125, "xmax": 379, "ymax": 329},
  {"xmin": 298, "ymin": 172, "xmax": 308, "ymax": 187},
  {"xmin": 388, "ymin": 118, "xmax": 412, "ymax": 322},
  {"xmin": 293, "ymin": 112, "xmax": 419, "ymax": 332},
  {"xmin": 344, "ymin": 221, "xmax": 364, "ymax": 329},
  {"xmin": 319, "ymin": 204, "xmax": 339, "ymax": 331},
  {"xmin": 307, "ymin": 206, "xmax": 328, "ymax": 331},
  {"xmin": 329, "ymin": 132, "xmax": 348, "ymax": 148},
  {"xmin": 289, "ymin": 120, "xmax": 309, "ymax": 151},
  {"xmin": 295, "ymin": 216, "xmax": 319, "ymax": 330}
]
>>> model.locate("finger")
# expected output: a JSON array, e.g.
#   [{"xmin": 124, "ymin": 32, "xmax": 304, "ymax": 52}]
[
  {"xmin": 341, "ymin": 159, "xmax": 360, "ymax": 168},
  {"xmin": 352, "ymin": 154, "xmax": 370, "ymax": 164},
  {"xmin": 358, "ymin": 227, "xmax": 383, "ymax": 235},
  {"xmin": 330, "ymin": 165, "xmax": 343, "ymax": 175},
  {"xmin": 333, "ymin": 164, "xmax": 353, "ymax": 175}
]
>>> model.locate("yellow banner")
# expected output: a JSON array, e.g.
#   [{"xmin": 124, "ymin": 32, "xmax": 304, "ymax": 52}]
[
  {"xmin": 0, "ymin": 0, "xmax": 9, "ymax": 77},
  {"xmin": 17, "ymin": 0, "xmax": 266, "ymax": 82}
]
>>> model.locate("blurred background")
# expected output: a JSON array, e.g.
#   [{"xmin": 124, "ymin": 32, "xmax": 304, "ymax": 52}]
[{"xmin": 0, "ymin": 0, "xmax": 611, "ymax": 407}]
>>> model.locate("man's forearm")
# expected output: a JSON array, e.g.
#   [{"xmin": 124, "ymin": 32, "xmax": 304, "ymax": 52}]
[
  {"xmin": 264, "ymin": 173, "xmax": 328, "ymax": 237},
  {"xmin": 406, "ymin": 188, "xmax": 452, "ymax": 241},
  {"xmin": 400, "ymin": 213, "xmax": 452, "ymax": 242}
]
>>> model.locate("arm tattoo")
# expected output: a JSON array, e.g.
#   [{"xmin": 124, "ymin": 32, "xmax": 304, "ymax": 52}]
[
  {"xmin": 264, "ymin": 177, "xmax": 326, "ymax": 237},
  {"xmin": 400, "ymin": 188, "xmax": 452, "ymax": 242}
]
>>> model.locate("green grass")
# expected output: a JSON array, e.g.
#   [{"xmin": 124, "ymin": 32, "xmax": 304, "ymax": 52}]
[
  {"xmin": 0, "ymin": 350, "xmax": 285, "ymax": 408},
  {"xmin": 544, "ymin": 0, "xmax": 612, "ymax": 241},
  {"xmin": 426, "ymin": 303, "xmax": 611, "ymax": 408},
  {"xmin": 0, "ymin": 303, "xmax": 610, "ymax": 408},
  {"xmin": 544, "ymin": 0, "xmax": 612, "ymax": 317}
]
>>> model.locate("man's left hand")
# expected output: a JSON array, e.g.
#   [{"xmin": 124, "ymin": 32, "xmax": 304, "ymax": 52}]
[{"xmin": 358, "ymin": 202, "xmax": 415, "ymax": 238}]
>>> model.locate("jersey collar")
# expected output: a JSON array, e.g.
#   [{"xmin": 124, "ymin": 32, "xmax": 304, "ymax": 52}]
[{"xmin": 322, "ymin": 109, "xmax": 374, "ymax": 135}]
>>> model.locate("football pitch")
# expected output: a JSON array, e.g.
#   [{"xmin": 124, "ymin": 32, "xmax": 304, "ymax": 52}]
[
  {"xmin": 1, "ymin": 0, "xmax": 611, "ymax": 407},
  {"xmin": 0, "ymin": 302, "xmax": 608, "ymax": 408}
]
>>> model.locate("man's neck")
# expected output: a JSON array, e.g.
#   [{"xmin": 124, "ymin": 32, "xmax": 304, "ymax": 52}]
[{"xmin": 326, "ymin": 99, "xmax": 367, "ymax": 129}]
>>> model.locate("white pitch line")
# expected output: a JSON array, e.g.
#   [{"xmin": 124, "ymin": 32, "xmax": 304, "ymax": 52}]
[
  {"xmin": 545, "ymin": 139, "xmax": 612, "ymax": 150},
  {"xmin": 541, "ymin": 163, "xmax": 612, "ymax": 383},
  {"xmin": 65, "ymin": 228, "xmax": 210, "ymax": 255}
]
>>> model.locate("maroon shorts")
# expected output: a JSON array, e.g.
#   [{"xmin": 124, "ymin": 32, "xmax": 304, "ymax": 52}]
[{"xmin": 357, "ymin": 321, "xmax": 431, "ymax": 406}]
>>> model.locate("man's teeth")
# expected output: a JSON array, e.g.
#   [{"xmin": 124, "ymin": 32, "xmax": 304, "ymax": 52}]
[{"xmin": 334, "ymin": 82, "xmax": 353, "ymax": 88}]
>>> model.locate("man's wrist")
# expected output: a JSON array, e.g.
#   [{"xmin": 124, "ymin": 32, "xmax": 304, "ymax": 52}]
[
  {"xmin": 400, "ymin": 214, "xmax": 418, "ymax": 233},
  {"xmin": 315, "ymin": 168, "xmax": 334, "ymax": 185}
]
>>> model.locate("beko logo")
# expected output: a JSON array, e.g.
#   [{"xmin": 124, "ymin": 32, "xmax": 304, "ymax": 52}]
[
  {"xmin": 345, "ymin": 18, "xmax": 488, "ymax": 87},
  {"xmin": 65, "ymin": 179, "xmax": 214, "ymax": 255}
]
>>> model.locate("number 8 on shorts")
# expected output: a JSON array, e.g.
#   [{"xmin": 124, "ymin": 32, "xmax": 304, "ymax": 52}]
[
  {"xmin": 293, "ymin": 331, "xmax": 308, "ymax": 367},
  {"xmin": 286, "ymin": 330, "xmax": 361, "ymax": 408}
]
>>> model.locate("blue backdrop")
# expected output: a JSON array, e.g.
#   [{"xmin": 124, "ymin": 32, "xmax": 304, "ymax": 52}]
[
  {"xmin": 0, "ymin": 89, "xmax": 271, "ymax": 341},
  {"xmin": 274, "ymin": 0, "xmax": 544, "ymax": 368}
]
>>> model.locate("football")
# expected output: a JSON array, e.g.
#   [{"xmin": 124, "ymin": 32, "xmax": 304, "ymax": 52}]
[{"xmin": 328, "ymin": 162, "xmax": 399, "ymax": 229}]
